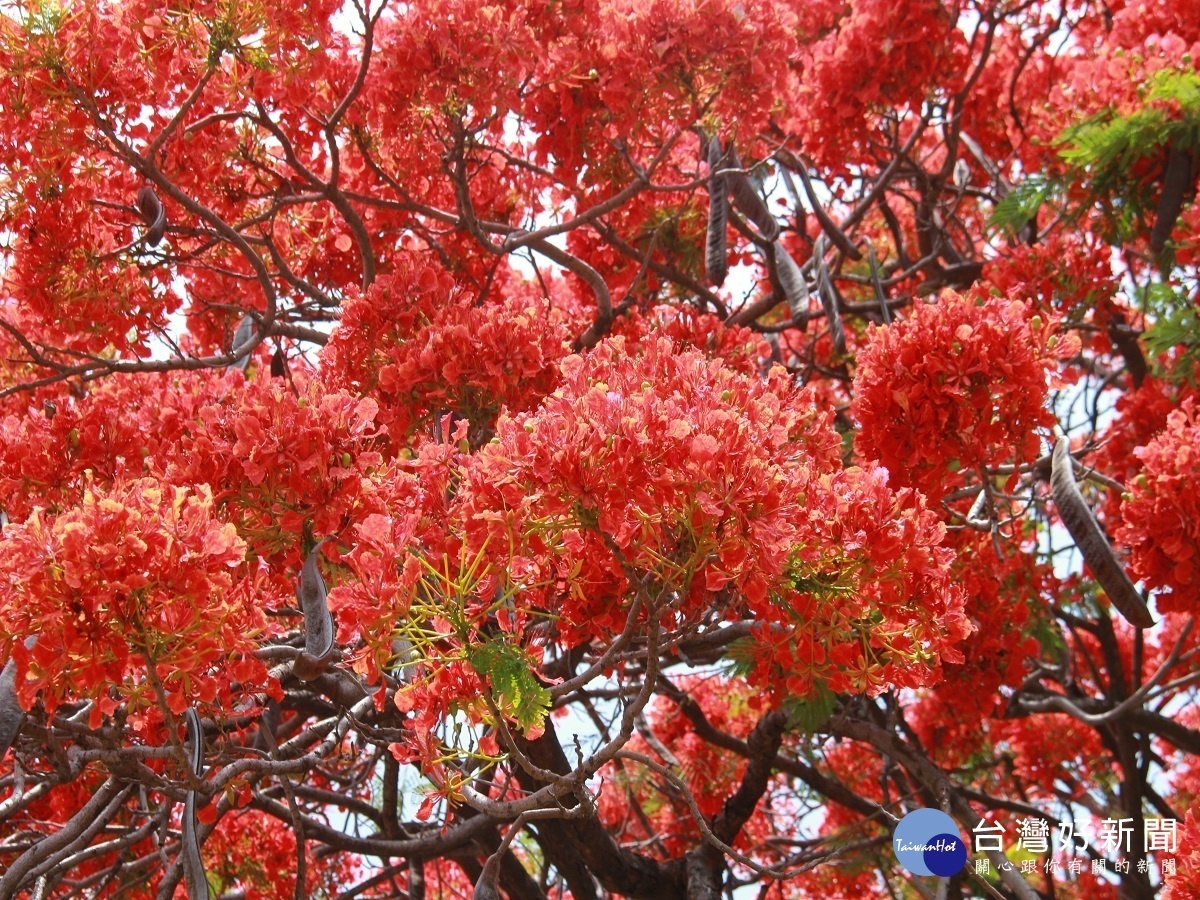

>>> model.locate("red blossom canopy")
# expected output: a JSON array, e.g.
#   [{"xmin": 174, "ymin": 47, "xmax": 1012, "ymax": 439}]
[{"xmin": 2, "ymin": 0, "xmax": 1200, "ymax": 897}]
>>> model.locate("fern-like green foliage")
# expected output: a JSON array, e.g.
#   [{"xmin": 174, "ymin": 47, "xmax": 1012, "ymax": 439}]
[
  {"xmin": 467, "ymin": 637, "xmax": 552, "ymax": 736},
  {"xmin": 724, "ymin": 635, "xmax": 758, "ymax": 678},
  {"xmin": 1058, "ymin": 69, "xmax": 1200, "ymax": 245},
  {"xmin": 781, "ymin": 683, "xmax": 837, "ymax": 732},
  {"xmin": 1140, "ymin": 281, "xmax": 1200, "ymax": 384},
  {"xmin": 989, "ymin": 177, "xmax": 1054, "ymax": 238},
  {"xmin": 1061, "ymin": 70, "xmax": 1200, "ymax": 169}
]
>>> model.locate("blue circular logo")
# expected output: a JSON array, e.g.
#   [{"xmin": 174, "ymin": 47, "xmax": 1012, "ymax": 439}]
[{"xmin": 893, "ymin": 809, "xmax": 967, "ymax": 877}]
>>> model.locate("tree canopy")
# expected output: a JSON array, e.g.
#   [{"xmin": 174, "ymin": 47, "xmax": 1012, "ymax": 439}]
[{"xmin": 1, "ymin": 0, "xmax": 1200, "ymax": 897}]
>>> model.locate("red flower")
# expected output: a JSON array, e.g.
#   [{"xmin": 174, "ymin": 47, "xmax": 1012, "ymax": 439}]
[
  {"xmin": 459, "ymin": 335, "xmax": 842, "ymax": 643},
  {"xmin": 459, "ymin": 336, "xmax": 967, "ymax": 697},
  {"xmin": 0, "ymin": 479, "xmax": 268, "ymax": 723},
  {"xmin": 1116, "ymin": 400, "xmax": 1200, "ymax": 612},
  {"xmin": 323, "ymin": 254, "xmax": 571, "ymax": 446},
  {"xmin": 853, "ymin": 290, "xmax": 1069, "ymax": 497},
  {"xmin": 1162, "ymin": 808, "xmax": 1200, "ymax": 900}
]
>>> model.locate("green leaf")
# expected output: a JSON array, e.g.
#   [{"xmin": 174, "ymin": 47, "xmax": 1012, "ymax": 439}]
[
  {"xmin": 723, "ymin": 636, "xmax": 755, "ymax": 677},
  {"xmin": 989, "ymin": 178, "xmax": 1052, "ymax": 237},
  {"xmin": 782, "ymin": 683, "xmax": 837, "ymax": 732},
  {"xmin": 1147, "ymin": 69, "xmax": 1200, "ymax": 115},
  {"xmin": 244, "ymin": 47, "xmax": 273, "ymax": 71},
  {"xmin": 1054, "ymin": 69, "xmax": 1200, "ymax": 248},
  {"xmin": 207, "ymin": 19, "xmax": 236, "ymax": 68},
  {"xmin": 1142, "ymin": 283, "xmax": 1200, "ymax": 384},
  {"xmin": 467, "ymin": 638, "xmax": 551, "ymax": 736},
  {"xmin": 1030, "ymin": 615, "xmax": 1067, "ymax": 660}
]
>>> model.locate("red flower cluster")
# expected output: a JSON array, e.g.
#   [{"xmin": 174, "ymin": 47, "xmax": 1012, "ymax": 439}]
[
  {"xmin": 749, "ymin": 464, "xmax": 970, "ymax": 698},
  {"xmin": 0, "ymin": 479, "xmax": 266, "ymax": 724},
  {"xmin": 327, "ymin": 440, "xmax": 459, "ymax": 683},
  {"xmin": 1115, "ymin": 400, "xmax": 1200, "ymax": 613},
  {"xmin": 162, "ymin": 377, "xmax": 387, "ymax": 559},
  {"xmin": 203, "ymin": 809, "xmax": 355, "ymax": 899},
  {"xmin": 1062, "ymin": 0, "xmax": 1200, "ymax": 120},
  {"xmin": 0, "ymin": 371, "xmax": 207, "ymax": 520},
  {"xmin": 460, "ymin": 336, "xmax": 967, "ymax": 696},
  {"xmin": 990, "ymin": 714, "xmax": 1111, "ymax": 798},
  {"xmin": 853, "ymin": 290, "xmax": 1071, "ymax": 496},
  {"xmin": 905, "ymin": 537, "xmax": 1054, "ymax": 763},
  {"xmin": 790, "ymin": 0, "xmax": 967, "ymax": 167},
  {"xmin": 2, "ymin": 173, "xmax": 181, "ymax": 355},
  {"xmin": 1162, "ymin": 808, "xmax": 1200, "ymax": 900},
  {"xmin": 323, "ymin": 257, "xmax": 571, "ymax": 445},
  {"xmin": 0, "ymin": 368, "xmax": 394, "ymax": 575},
  {"xmin": 459, "ymin": 335, "xmax": 842, "ymax": 643},
  {"xmin": 1097, "ymin": 380, "xmax": 1190, "ymax": 483},
  {"xmin": 1093, "ymin": 378, "xmax": 1198, "ymax": 526},
  {"xmin": 985, "ymin": 232, "xmax": 1119, "ymax": 321}
]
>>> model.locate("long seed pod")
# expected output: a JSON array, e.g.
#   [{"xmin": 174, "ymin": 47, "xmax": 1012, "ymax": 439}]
[
  {"xmin": 294, "ymin": 541, "xmax": 335, "ymax": 681},
  {"xmin": 814, "ymin": 238, "xmax": 847, "ymax": 354},
  {"xmin": 1051, "ymin": 437, "xmax": 1155, "ymax": 628},
  {"xmin": 1150, "ymin": 144, "xmax": 1195, "ymax": 255},
  {"xmin": 705, "ymin": 138, "xmax": 729, "ymax": 287},
  {"xmin": 182, "ymin": 708, "xmax": 210, "ymax": 900},
  {"xmin": 726, "ymin": 146, "xmax": 780, "ymax": 242},
  {"xmin": 865, "ymin": 238, "xmax": 891, "ymax": 325},
  {"xmin": 136, "ymin": 186, "xmax": 167, "ymax": 246},
  {"xmin": 772, "ymin": 242, "xmax": 809, "ymax": 326},
  {"xmin": 0, "ymin": 659, "xmax": 19, "ymax": 758},
  {"xmin": 0, "ymin": 635, "xmax": 37, "ymax": 758},
  {"xmin": 227, "ymin": 314, "xmax": 256, "ymax": 372}
]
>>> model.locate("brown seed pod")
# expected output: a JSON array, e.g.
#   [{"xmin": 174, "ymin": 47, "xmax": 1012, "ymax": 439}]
[
  {"xmin": 705, "ymin": 138, "xmax": 729, "ymax": 287},
  {"xmin": 270, "ymin": 347, "xmax": 287, "ymax": 379},
  {"xmin": 0, "ymin": 635, "xmax": 36, "ymax": 758},
  {"xmin": 295, "ymin": 541, "xmax": 335, "ymax": 681},
  {"xmin": 1050, "ymin": 437, "xmax": 1154, "ymax": 628},
  {"xmin": 773, "ymin": 242, "xmax": 809, "ymax": 327},
  {"xmin": 1150, "ymin": 143, "xmax": 1195, "ymax": 255},
  {"xmin": 182, "ymin": 707, "xmax": 210, "ymax": 900},
  {"xmin": 0, "ymin": 663, "xmax": 22, "ymax": 759},
  {"xmin": 227, "ymin": 314, "xmax": 256, "ymax": 372},
  {"xmin": 136, "ymin": 186, "xmax": 167, "ymax": 246},
  {"xmin": 292, "ymin": 650, "xmax": 332, "ymax": 682},
  {"xmin": 778, "ymin": 150, "xmax": 864, "ymax": 261},
  {"xmin": 813, "ymin": 243, "xmax": 846, "ymax": 354},
  {"xmin": 725, "ymin": 146, "xmax": 780, "ymax": 242}
]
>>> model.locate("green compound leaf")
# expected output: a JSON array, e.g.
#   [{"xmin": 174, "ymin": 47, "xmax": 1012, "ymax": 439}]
[
  {"xmin": 781, "ymin": 682, "xmax": 837, "ymax": 732},
  {"xmin": 989, "ymin": 177, "xmax": 1053, "ymax": 237},
  {"xmin": 467, "ymin": 637, "xmax": 551, "ymax": 737}
]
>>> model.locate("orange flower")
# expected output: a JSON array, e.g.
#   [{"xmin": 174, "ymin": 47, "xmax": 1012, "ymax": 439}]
[
  {"xmin": 0, "ymin": 479, "xmax": 268, "ymax": 724},
  {"xmin": 853, "ymin": 290, "xmax": 1068, "ymax": 496}
]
